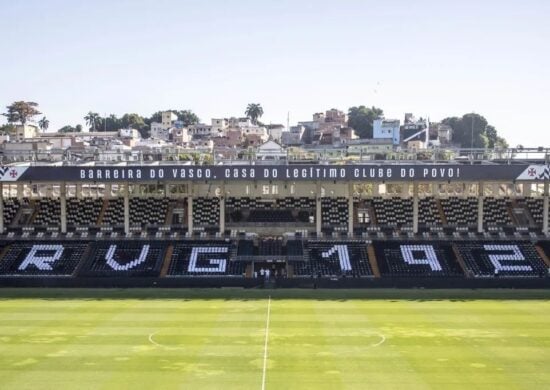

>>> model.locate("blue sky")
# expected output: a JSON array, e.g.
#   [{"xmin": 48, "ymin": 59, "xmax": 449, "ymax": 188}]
[{"xmin": 0, "ymin": 0, "xmax": 548, "ymax": 146}]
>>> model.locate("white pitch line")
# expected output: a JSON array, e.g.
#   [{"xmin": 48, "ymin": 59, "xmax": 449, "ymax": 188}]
[
  {"xmin": 148, "ymin": 331, "xmax": 181, "ymax": 351},
  {"xmin": 261, "ymin": 295, "xmax": 272, "ymax": 390},
  {"xmin": 371, "ymin": 332, "xmax": 386, "ymax": 347}
]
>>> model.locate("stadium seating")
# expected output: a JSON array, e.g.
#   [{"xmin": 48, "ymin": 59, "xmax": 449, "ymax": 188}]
[
  {"xmin": 418, "ymin": 197, "xmax": 442, "ymax": 226},
  {"xmin": 292, "ymin": 241, "xmax": 372, "ymax": 277},
  {"xmin": 130, "ymin": 198, "xmax": 169, "ymax": 226},
  {"xmin": 483, "ymin": 197, "xmax": 513, "ymax": 226},
  {"xmin": 226, "ymin": 197, "xmax": 315, "ymax": 224},
  {"xmin": 193, "ymin": 197, "xmax": 220, "ymax": 226},
  {"xmin": 440, "ymin": 197, "xmax": 478, "ymax": 226},
  {"xmin": 83, "ymin": 241, "xmax": 167, "ymax": 276},
  {"xmin": 101, "ymin": 198, "xmax": 170, "ymax": 227},
  {"xmin": 3, "ymin": 198, "xmax": 27, "ymax": 226},
  {"xmin": 0, "ymin": 242, "xmax": 87, "ymax": 276},
  {"xmin": 167, "ymin": 241, "xmax": 245, "ymax": 276},
  {"xmin": 522, "ymin": 197, "xmax": 546, "ymax": 226},
  {"xmin": 374, "ymin": 241, "xmax": 463, "ymax": 277},
  {"xmin": 286, "ymin": 240, "xmax": 305, "ymax": 260},
  {"xmin": 455, "ymin": 241, "xmax": 547, "ymax": 277},
  {"xmin": 102, "ymin": 198, "xmax": 124, "ymax": 226},
  {"xmin": 67, "ymin": 198, "xmax": 102, "ymax": 226},
  {"xmin": 259, "ymin": 237, "xmax": 283, "ymax": 256},
  {"xmin": 33, "ymin": 198, "xmax": 61, "ymax": 226},
  {"xmin": 321, "ymin": 197, "xmax": 348, "ymax": 227},
  {"xmin": 248, "ymin": 209, "xmax": 294, "ymax": 223},
  {"xmin": 236, "ymin": 239, "xmax": 255, "ymax": 256},
  {"xmin": 372, "ymin": 197, "xmax": 413, "ymax": 227}
]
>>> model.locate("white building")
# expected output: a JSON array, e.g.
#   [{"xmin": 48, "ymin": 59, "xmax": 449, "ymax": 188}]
[
  {"xmin": 118, "ymin": 128, "xmax": 141, "ymax": 139},
  {"xmin": 189, "ymin": 123, "xmax": 213, "ymax": 138},
  {"xmin": 150, "ymin": 123, "xmax": 171, "ymax": 141},
  {"xmin": 211, "ymin": 118, "xmax": 229, "ymax": 136},
  {"xmin": 162, "ymin": 111, "xmax": 178, "ymax": 127},
  {"xmin": 266, "ymin": 124, "xmax": 285, "ymax": 142},
  {"xmin": 373, "ymin": 119, "xmax": 400, "ymax": 145},
  {"xmin": 255, "ymin": 140, "xmax": 286, "ymax": 160},
  {"xmin": 14, "ymin": 123, "xmax": 39, "ymax": 141},
  {"xmin": 150, "ymin": 111, "xmax": 179, "ymax": 141}
]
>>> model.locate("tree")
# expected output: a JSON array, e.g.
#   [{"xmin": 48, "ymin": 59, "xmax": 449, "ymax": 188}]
[
  {"xmin": 3, "ymin": 101, "xmax": 41, "ymax": 125},
  {"xmin": 84, "ymin": 112, "xmax": 100, "ymax": 131},
  {"xmin": 245, "ymin": 103, "xmax": 264, "ymax": 125},
  {"xmin": 347, "ymin": 105, "xmax": 384, "ymax": 139},
  {"xmin": 58, "ymin": 125, "xmax": 81, "ymax": 133},
  {"xmin": 0, "ymin": 124, "xmax": 16, "ymax": 135},
  {"xmin": 441, "ymin": 113, "xmax": 506, "ymax": 149},
  {"xmin": 121, "ymin": 113, "xmax": 145, "ymax": 129},
  {"xmin": 148, "ymin": 110, "xmax": 199, "ymax": 126},
  {"xmin": 38, "ymin": 116, "xmax": 49, "ymax": 133},
  {"xmin": 104, "ymin": 114, "xmax": 121, "ymax": 131}
]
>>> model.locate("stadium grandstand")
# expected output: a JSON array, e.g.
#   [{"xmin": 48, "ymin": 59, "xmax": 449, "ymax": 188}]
[{"xmin": 0, "ymin": 149, "xmax": 550, "ymax": 288}]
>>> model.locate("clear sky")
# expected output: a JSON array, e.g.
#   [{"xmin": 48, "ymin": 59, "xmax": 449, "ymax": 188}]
[{"xmin": 0, "ymin": 0, "xmax": 548, "ymax": 146}]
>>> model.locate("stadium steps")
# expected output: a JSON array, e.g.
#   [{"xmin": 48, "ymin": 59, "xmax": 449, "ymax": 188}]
[
  {"xmin": 436, "ymin": 199, "xmax": 448, "ymax": 225},
  {"xmin": 287, "ymin": 264, "xmax": 294, "ymax": 277},
  {"xmin": 96, "ymin": 199, "xmax": 109, "ymax": 225},
  {"xmin": 0, "ymin": 243, "xmax": 12, "ymax": 264},
  {"xmin": 535, "ymin": 245, "xmax": 550, "ymax": 268},
  {"xmin": 72, "ymin": 243, "xmax": 93, "ymax": 277},
  {"xmin": 367, "ymin": 244, "xmax": 381, "ymax": 278},
  {"xmin": 505, "ymin": 203, "xmax": 518, "ymax": 226},
  {"xmin": 245, "ymin": 264, "xmax": 253, "ymax": 278},
  {"xmin": 451, "ymin": 244, "xmax": 471, "ymax": 278},
  {"xmin": 159, "ymin": 244, "xmax": 174, "ymax": 277},
  {"xmin": 10, "ymin": 204, "xmax": 26, "ymax": 227},
  {"xmin": 28, "ymin": 200, "xmax": 39, "ymax": 224},
  {"xmin": 369, "ymin": 205, "xmax": 378, "ymax": 225},
  {"xmin": 165, "ymin": 202, "xmax": 174, "ymax": 226}
]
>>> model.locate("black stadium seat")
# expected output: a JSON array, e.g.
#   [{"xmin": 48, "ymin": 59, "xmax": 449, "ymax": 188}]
[
  {"xmin": 291, "ymin": 241, "xmax": 372, "ymax": 277},
  {"xmin": 0, "ymin": 242, "xmax": 88, "ymax": 276},
  {"xmin": 168, "ymin": 241, "xmax": 245, "ymax": 276},
  {"xmin": 455, "ymin": 241, "xmax": 547, "ymax": 277},
  {"xmin": 82, "ymin": 241, "xmax": 167, "ymax": 276},
  {"xmin": 374, "ymin": 241, "xmax": 463, "ymax": 277}
]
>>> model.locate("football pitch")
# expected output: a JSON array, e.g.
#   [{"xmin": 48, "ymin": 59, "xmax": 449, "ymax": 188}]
[{"xmin": 0, "ymin": 289, "xmax": 549, "ymax": 390}]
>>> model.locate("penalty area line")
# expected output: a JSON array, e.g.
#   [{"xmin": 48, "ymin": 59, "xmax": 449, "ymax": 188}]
[{"xmin": 261, "ymin": 295, "xmax": 271, "ymax": 390}]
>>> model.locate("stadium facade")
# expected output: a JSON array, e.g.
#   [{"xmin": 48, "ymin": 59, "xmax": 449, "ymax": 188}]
[{"xmin": 0, "ymin": 157, "xmax": 550, "ymax": 288}]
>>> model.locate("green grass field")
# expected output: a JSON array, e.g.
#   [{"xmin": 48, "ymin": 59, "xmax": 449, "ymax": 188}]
[{"xmin": 0, "ymin": 289, "xmax": 549, "ymax": 390}]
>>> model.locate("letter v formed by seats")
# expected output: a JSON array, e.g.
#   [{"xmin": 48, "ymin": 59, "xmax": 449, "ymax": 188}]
[{"xmin": 106, "ymin": 245, "xmax": 150, "ymax": 271}]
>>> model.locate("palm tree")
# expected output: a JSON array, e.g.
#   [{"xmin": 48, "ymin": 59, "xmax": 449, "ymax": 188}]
[
  {"xmin": 38, "ymin": 116, "xmax": 49, "ymax": 133},
  {"xmin": 84, "ymin": 112, "xmax": 100, "ymax": 131},
  {"xmin": 245, "ymin": 103, "xmax": 264, "ymax": 125}
]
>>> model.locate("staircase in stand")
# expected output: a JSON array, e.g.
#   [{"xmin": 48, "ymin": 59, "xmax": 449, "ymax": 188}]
[{"xmin": 367, "ymin": 244, "xmax": 381, "ymax": 278}]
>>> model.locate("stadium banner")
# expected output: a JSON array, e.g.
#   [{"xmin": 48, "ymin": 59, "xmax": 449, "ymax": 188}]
[{"xmin": 0, "ymin": 164, "xmax": 547, "ymax": 182}]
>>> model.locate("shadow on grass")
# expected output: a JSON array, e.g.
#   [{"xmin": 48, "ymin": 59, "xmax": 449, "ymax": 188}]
[{"xmin": 0, "ymin": 288, "xmax": 549, "ymax": 301}]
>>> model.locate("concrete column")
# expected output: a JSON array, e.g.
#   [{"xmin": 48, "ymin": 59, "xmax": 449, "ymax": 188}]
[
  {"xmin": 187, "ymin": 195, "xmax": 194, "ymax": 235},
  {"xmin": 316, "ymin": 181, "xmax": 322, "ymax": 236},
  {"xmin": 60, "ymin": 182, "xmax": 67, "ymax": 233},
  {"xmin": 543, "ymin": 181, "xmax": 549, "ymax": 235},
  {"xmin": 0, "ymin": 183, "xmax": 4, "ymax": 234},
  {"xmin": 219, "ymin": 193, "xmax": 225, "ymax": 235},
  {"xmin": 412, "ymin": 182, "xmax": 419, "ymax": 234},
  {"xmin": 124, "ymin": 184, "xmax": 130, "ymax": 235},
  {"xmin": 477, "ymin": 181, "xmax": 484, "ymax": 233},
  {"xmin": 522, "ymin": 182, "xmax": 531, "ymax": 197},
  {"xmin": 348, "ymin": 183, "xmax": 354, "ymax": 236}
]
